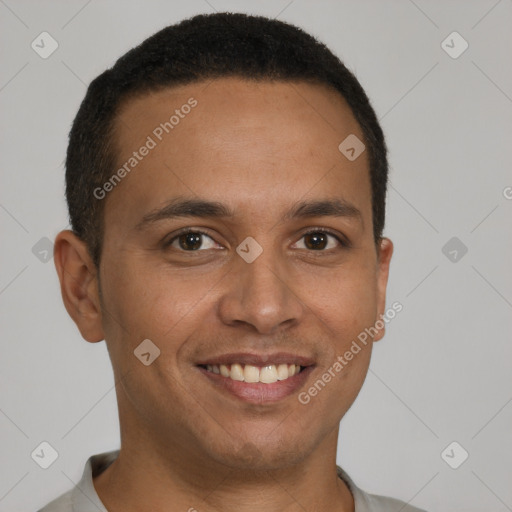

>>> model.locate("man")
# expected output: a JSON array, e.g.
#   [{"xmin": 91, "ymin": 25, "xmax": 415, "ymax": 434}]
[{"xmin": 40, "ymin": 12, "xmax": 426, "ymax": 512}]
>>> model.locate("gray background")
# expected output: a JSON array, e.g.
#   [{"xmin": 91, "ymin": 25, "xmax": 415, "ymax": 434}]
[{"xmin": 1, "ymin": 1, "xmax": 511, "ymax": 511}]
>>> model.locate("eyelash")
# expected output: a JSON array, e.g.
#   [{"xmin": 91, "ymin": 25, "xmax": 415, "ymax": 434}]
[
  {"xmin": 300, "ymin": 228, "xmax": 350, "ymax": 249},
  {"xmin": 164, "ymin": 227, "xmax": 350, "ymax": 251}
]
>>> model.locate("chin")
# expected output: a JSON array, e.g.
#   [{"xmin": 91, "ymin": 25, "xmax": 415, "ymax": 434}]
[{"xmin": 202, "ymin": 430, "xmax": 312, "ymax": 471}]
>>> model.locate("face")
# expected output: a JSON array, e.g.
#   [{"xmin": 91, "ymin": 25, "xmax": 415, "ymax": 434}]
[{"xmin": 59, "ymin": 78, "xmax": 393, "ymax": 471}]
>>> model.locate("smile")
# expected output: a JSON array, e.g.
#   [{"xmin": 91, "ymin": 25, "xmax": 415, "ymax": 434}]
[{"xmin": 200, "ymin": 363, "xmax": 303, "ymax": 383}]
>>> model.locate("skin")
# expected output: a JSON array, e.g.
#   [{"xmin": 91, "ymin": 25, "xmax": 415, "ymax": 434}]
[{"xmin": 54, "ymin": 77, "xmax": 393, "ymax": 512}]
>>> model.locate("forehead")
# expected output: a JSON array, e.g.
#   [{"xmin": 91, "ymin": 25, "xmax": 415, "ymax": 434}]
[
  {"xmin": 115, "ymin": 77, "xmax": 363, "ymax": 151},
  {"xmin": 107, "ymin": 78, "xmax": 371, "ymax": 227}
]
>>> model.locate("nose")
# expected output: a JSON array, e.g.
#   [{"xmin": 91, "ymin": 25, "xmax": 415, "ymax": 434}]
[{"xmin": 217, "ymin": 246, "xmax": 304, "ymax": 335}]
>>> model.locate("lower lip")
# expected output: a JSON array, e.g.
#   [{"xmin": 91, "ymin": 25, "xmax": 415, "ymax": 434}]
[{"xmin": 197, "ymin": 365, "xmax": 315, "ymax": 404}]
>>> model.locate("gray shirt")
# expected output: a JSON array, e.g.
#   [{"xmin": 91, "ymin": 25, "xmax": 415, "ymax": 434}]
[{"xmin": 38, "ymin": 450, "xmax": 427, "ymax": 512}]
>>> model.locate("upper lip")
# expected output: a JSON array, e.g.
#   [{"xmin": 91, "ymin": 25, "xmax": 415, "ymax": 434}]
[{"xmin": 196, "ymin": 352, "xmax": 315, "ymax": 367}]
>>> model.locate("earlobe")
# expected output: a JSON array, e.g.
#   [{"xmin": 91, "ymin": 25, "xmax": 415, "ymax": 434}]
[
  {"xmin": 54, "ymin": 230, "xmax": 105, "ymax": 343},
  {"xmin": 373, "ymin": 237, "xmax": 394, "ymax": 342}
]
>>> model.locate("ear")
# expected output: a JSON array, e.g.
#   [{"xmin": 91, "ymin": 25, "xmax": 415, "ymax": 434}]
[
  {"xmin": 54, "ymin": 230, "xmax": 104, "ymax": 343},
  {"xmin": 372, "ymin": 237, "xmax": 394, "ymax": 342}
]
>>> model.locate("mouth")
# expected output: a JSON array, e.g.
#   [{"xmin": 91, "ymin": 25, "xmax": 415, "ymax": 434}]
[
  {"xmin": 195, "ymin": 353, "xmax": 315, "ymax": 403},
  {"xmin": 199, "ymin": 362, "xmax": 304, "ymax": 383}
]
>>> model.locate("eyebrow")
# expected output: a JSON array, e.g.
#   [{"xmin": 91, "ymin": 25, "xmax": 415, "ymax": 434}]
[{"xmin": 136, "ymin": 197, "xmax": 363, "ymax": 229}]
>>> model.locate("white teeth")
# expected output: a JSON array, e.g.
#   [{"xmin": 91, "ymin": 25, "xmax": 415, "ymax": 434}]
[
  {"xmin": 204, "ymin": 363, "xmax": 302, "ymax": 383},
  {"xmin": 244, "ymin": 364, "xmax": 260, "ymax": 383},
  {"xmin": 260, "ymin": 365, "xmax": 278, "ymax": 383},
  {"xmin": 276, "ymin": 364, "xmax": 289, "ymax": 380},
  {"xmin": 230, "ymin": 363, "xmax": 245, "ymax": 381}
]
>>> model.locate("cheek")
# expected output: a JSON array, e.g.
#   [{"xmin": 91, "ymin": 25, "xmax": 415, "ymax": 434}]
[
  {"xmin": 296, "ymin": 261, "xmax": 378, "ymax": 406},
  {"xmin": 99, "ymin": 257, "xmax": 221, "ymax": 353},
  {"xmin": 299, "ymin": 262, "xmax": 379, "ymax": 338}
]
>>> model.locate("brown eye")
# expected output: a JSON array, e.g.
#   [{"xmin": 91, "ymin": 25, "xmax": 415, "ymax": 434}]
[
  {"xmin": 293, "ymin": 230, "xmax": 344, "ymax": 251},
  {"xmin": 178, "ymin": 232, "xmax": 203, "ymax": 250},
  {"xmin": 304, "ymin": 232, "xmax": 328, "ymax": 250},
  {"xmin": 166, "ymin": 230, "xmax": 220, "ymax": 251}
]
